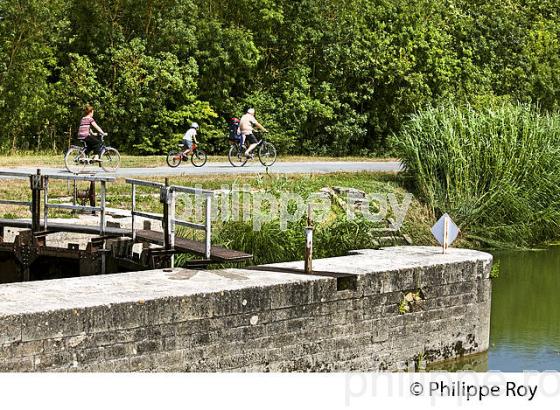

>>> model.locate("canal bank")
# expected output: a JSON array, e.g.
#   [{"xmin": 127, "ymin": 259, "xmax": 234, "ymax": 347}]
[{"xmin": 0, "ymin": 246, "xmax": 491, "ymax": 371}]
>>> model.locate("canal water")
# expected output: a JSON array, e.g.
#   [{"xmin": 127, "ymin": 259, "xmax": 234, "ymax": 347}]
[{"xmin": 430, "ymin": 246, "xmax": 560, "ymax": 371}]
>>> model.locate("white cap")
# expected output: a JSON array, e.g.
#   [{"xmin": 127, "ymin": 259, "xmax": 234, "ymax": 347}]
[
  {"xmin": 191, "ymin": 122, "xmax": 199, "ymax": 129},
  {"xmin": 247, "ymin": 108, "xmax": 255, "ymax": 115}
]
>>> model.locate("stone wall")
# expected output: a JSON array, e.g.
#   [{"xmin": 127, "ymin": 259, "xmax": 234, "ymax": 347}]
[{"xmin": 0, "ymin": 246, "xmax": 492, "ymax": 372}]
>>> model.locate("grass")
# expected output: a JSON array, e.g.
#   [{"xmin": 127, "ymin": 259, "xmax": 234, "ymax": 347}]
[
  {"xmin": 0, "ymin": 153, "xmax": 167, "ymax": 168},
  {"xmin": 0, "ymin": 152, "xmax": 393, "ymax": 168},
  {"xmin": 392, "ymin": 102, "xmax": 560, "ymax": 248},
  {"xmin": 0, "ymin": 171, "xmax": 435, "ymax": 266}
]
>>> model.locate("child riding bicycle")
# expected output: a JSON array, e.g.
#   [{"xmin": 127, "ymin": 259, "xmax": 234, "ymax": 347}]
[{"xmin": 181, "ymin": 122, "xmax": 200, "ymax": 158}]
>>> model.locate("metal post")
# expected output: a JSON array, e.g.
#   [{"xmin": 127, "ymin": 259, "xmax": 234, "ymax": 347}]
[
  {"xmin": 30, "ymin": 169, "xmax": 42, "ymax": 234},
  {"xmin": 443, "ymin": 214, "xmax": 449, "ymax": 254},
  {"xmin": 159, "ymin": 178, "xmax": 175, "ymax": 269},
  {"xmin": 88, "ymin": 181, "xmax": 96, "ymax": 208},
  {"xmin": 169, "ymin": 188, "xmax": 176, "ymax": 268},
  {"xmin": 43, "ymin": 176, "xmax": 49, "ymax": 230},
  {"xmin": 72, "ymin": 179, "xmax": 77, "ymax": 216},
  {"xmin": 205, "ymin": 195, "xmax": 212, "ymax": 260},
  {"xmin": 162, "ymin": 178, "xmax": 170, "ymax": 253},
  {"xmin": 100, "ymin": 181, "xmax": 106, "ymax": 235},
  {"xmin": 305, "ymin": 203, "xmax": 313, "ymax": 274},
  {"xmin": 100, "ymin": 180, "xmax": 107, "ymax": 275},
  {"xmin": 131, "ymin": 183, "xmax": 136, "ymax": 241}
]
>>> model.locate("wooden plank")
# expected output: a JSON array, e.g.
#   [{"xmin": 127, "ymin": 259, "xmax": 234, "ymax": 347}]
[
  {"xmin": 0, "ymin": 219, "xmax": 252, "ymax": 262},
  {"xmin": 135, "ymin": 229, "xmax": 252, "ymax": 262}
]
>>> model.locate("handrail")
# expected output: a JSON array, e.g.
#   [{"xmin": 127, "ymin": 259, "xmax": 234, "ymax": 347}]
[
  {"xmin": 127, "ymin": 178, "xmax": 214, "ymax": 263},
  {"xmin": 0, "ymin": 170, "xmax": 114, "ymax": 182},
  {"xmin": 172, "ymin": 185, "xmax": 214, "ymax": 196},
  {"xmin": 132, "ymin": 210, "xmax": 164, "ymax": 222},
  {"xmin": 49, "ymin": 174, "xmax": 115, "ymax": 182},
  {"xmin": 125, "ymin": 178, "xmax": 165, "ymax": 189},
  {"xmin": 175, "ymin": 219, "xmax": 205, "ymax": 230},
  {"xmin": 47, "ymin": 203, "xmax": 102, "ymax": 213},
  {"xmin": 0, "ymin": 199, "xmax": 31, "ymax": 207},
  {"xmin": 0, "ymin": 170, "xmax": 34, "ymax": 178}
]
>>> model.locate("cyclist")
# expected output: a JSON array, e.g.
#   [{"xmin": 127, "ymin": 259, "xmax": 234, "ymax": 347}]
[
  {"xmin": 78, "ymin": 104, "xmax": 107, "ymax": 161},
  {"xmin": 239, "ymin": 108, "xmax": 267, "ymax": 158},
  {"xmin": 181, "ymin": 122, "xmax": 199, "ymax": 158}
]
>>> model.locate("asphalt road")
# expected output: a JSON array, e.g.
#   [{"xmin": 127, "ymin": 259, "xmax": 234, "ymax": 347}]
[{"xmin": 2, "ymin": 160, "xmax": 402, "ymax": 178}]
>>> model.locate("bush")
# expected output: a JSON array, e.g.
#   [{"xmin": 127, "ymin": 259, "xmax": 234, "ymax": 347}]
[
  {"xmin": 392, "ymin": 102, "xmax": 560, "ymax": 247},
  {"xmin": 212, "ymin": 216, "xmax": 386, "ymax": 266}
]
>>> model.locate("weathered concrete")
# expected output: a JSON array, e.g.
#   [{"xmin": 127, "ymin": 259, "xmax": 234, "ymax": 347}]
[{"xmin": 0, "ymin": 246, "xmax": 492, "ymax": 372}]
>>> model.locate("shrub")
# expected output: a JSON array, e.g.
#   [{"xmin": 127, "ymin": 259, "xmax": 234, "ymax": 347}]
[{"xmin": 392, "ymin": 103, "xmax": 560, "ymax": 247}]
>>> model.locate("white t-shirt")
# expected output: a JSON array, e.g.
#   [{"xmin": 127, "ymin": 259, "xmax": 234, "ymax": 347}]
[{"xmin": 183, "ymin": 128, "xmax": 197, "ymax": 142}]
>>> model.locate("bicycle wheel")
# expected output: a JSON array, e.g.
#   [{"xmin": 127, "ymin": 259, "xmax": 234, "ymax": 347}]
[
  {"xmin": 228, "ymin": 144, "xmax": 248, "ymax": 167},
  {"xmin": 64, "ymin": 147, "xmax": 86, "ymax": 174},
  {"xmin": 258, "ymin": 141, "xmax": 277, "ymax": 167},
  {"xmin": 100, "ymin": 147, "xmax": 121, "ymax": 172},
  {"xmin": 166, "ymin": 150, "xmax": 183, "ymax": 168},
  {"xmin": 191, "ymin": 149, "xmax": 207, "ymax": 167}
]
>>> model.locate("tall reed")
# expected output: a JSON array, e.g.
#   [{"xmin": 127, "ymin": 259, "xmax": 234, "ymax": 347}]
[{"xmin": 392, "ymin": 103, "xmax": 560, "ymax": 247}]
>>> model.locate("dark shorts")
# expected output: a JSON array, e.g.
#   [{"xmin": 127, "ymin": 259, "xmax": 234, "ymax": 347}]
[
  {"xmin": 84, "ymin": 135, "xmax": 102, "ymax": 154},
  {"xmin": 245, "ymin": 134, "xmax": 258, "ymax": 145},
  {"xmin": 182, "ymin": 140, "xmax": 193, "ymax": 149}
]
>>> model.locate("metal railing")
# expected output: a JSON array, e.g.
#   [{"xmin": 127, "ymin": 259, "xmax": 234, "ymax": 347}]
[
  {"xmin": 0, "ymin": 169, "xmax": 115, "ymax": 235},
  {"xmin": 0, "ymin": 170, "xmax": 215, "ymax": 266},
  {"xmin": 126, "ymin": 178, "xmax": 215, "ymax": 263},
  {"xmin": 44, "ymin": 174, "xmax": 115, "ymax": 235},
  {"xmin": 0, "ymin": 170, "xmax": 34, "ymax": 210}
]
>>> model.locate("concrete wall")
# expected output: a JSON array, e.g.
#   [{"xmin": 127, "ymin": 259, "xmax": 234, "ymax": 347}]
[{"xmin": 0, "ymin": 246, "xmax": 492, "ymax": 372}]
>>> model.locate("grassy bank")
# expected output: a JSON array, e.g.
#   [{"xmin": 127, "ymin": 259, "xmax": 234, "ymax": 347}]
[
  {"xmin": 392, "ymin": 103, "xmax": 560, "ymax": 248},
  {"xmin": 0, "ymin": 172, "xmax": 435, "ymax": 265}
]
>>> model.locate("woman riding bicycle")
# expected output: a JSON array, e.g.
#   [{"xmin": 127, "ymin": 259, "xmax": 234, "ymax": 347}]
[{"xmin": 78, "ymin": 104, "xmax": 106, "ymax": 161}]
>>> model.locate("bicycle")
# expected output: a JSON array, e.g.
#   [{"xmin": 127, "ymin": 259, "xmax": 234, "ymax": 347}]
[
  {"xmin": 228, "ymin": 132, "xmax": 277, "ymax": 167},
  {"xmin": 64, "ymin": 134, "xmax": 121, "ymax": 173},
  {"xmin": 166, "ymin": 143, "xmax": 208, "ymax": 168}
]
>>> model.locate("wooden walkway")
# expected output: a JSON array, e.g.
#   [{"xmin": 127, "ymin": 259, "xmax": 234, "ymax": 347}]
[
  {"xmin": 0, "ymin": 219, "xmax": 252, "ymax": 263},
  {"xmin": 135, "ymin": 229, "xmax": 252, "ymax": 262}
]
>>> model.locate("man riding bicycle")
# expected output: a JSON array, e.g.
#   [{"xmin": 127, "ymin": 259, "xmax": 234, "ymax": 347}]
[
  {"xmin": 239, "ymin": 108, "xmax": 267, "ymax": 158},
  {"xmin": 78, "ymin": 104, "xmax": 107, "ymax": 162}
]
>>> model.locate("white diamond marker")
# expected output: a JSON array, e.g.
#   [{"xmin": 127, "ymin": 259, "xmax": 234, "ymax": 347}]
[{"xmin": 431, "ymin": 213, "xmax": 460, "ymax": 254}]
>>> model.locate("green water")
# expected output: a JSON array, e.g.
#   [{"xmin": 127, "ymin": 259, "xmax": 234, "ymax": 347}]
[{"xmin": 431, "ymin": 246, "xmax": 560, "ymax": 371}]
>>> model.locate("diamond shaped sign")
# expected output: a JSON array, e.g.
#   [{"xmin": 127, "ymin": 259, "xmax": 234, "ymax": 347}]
[{"xmin": 431, "ymin": 213, "xmax": 460, "ymax": 252}]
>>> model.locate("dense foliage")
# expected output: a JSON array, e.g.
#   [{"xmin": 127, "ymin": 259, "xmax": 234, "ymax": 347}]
[
  {"xmin": 1, "ymin": 0, "xmax": 560, "ymax": 155},
  {"xmin": 393, "ymin": 103, "xmax": 560, "ymax": 247}
]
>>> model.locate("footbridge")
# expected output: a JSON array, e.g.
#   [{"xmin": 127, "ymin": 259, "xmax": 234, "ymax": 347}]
[{"xmin": 0, "ymin": 170, "xmax": 252, "ymax": 282}]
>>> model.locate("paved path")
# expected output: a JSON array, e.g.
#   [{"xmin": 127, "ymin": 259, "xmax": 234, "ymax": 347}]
[{"xmin": 2, "ymin": 161, "xmax": 402, "ymax": 178}]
